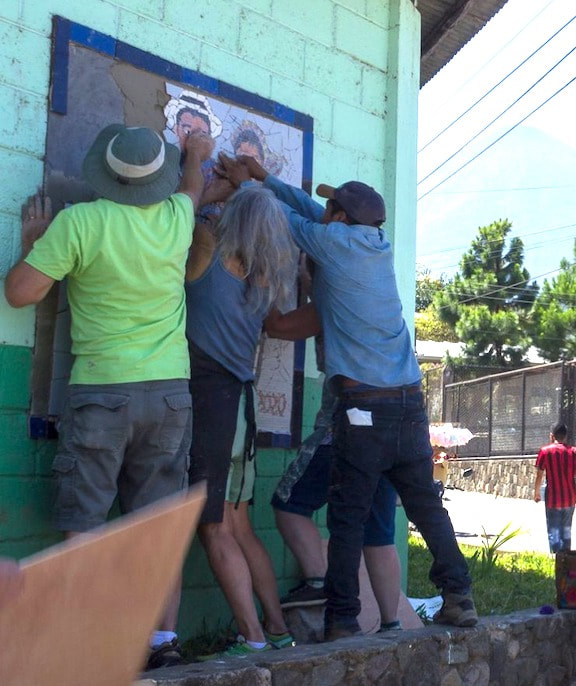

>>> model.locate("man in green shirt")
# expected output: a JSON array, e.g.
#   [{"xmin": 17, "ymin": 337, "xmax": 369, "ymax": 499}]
[{"xmin": 5, "ymin": 124, "xmax": 212, "ymax": 669}]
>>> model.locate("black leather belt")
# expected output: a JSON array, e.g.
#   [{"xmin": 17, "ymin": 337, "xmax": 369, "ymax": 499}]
[{"xmin": 337, "ymin": 382, "xmax": 422, "ymax": 399}]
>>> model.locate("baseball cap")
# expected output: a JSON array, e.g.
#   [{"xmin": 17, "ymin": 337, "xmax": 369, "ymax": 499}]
[{"xmin": 316, "ymin": 181, "xmax": 386, "ymax": 226}]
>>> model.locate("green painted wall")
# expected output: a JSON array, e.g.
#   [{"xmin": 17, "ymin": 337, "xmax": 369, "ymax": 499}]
[
  {"xmin": 0, "ymin": 0, "xmax": 421, "ymax": 639},
  {"xmin": 0, "ymin": 345, "xmax": 60, "ymax": 558}
]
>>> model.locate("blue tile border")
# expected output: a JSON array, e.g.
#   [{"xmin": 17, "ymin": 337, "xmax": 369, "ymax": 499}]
[
  {"xmin": 50, "ymin": 16, "xmax": 70, "ymax": 114},
  {"xmin": 49, "ymin": 16, "xmax": 314, "ymax": 449},
  {"xmin": 50, "ymin": 16, "xmax": 314, "ymax": 132}
]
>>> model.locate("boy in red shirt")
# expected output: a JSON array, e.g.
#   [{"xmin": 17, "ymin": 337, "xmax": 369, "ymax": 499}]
[{"xmin": 534, "ymin": 422, "xmax": 576, "ymax": 552}]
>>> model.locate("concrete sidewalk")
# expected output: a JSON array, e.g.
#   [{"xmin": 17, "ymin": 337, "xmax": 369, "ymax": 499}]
[{"xmin": 440, "ymin": 488, "xmax": 555, "ymax": 554}]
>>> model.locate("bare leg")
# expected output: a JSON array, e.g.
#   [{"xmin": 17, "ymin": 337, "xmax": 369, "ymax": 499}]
[
  {"xmin": 157, "ymin": 577, "xmax": 182, "ymax": 631},
  {"xmin": 230, "ymin": 502, "xmax": 288, "ymax": 634},
  {"xmin": 363, "ymin": 544, "xmax": 401, "ymax": 624},
  {"xmin": 199, "ymin": 514, "xmax": 265, "ymax": 643},
  {"xmin": 274, "ymin": 509, "xmax": 326, "ymax": 578}
]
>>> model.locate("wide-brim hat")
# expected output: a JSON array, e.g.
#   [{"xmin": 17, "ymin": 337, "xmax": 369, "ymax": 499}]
[
  {"xmin": 317, "ymin": 180, "xmax": 386, "ymax": 226},
  {"xmin": 82, "ymin": 124, "xmax": 180, "ymax": 205}
]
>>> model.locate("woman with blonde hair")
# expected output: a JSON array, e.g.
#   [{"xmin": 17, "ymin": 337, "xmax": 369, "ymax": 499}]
[{"xmin": 186, "ymin": 184, "xmax": 297, "ymax": 658}]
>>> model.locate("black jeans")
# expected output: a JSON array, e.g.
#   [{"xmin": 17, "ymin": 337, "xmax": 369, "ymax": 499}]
[{"xmin": 324, "ymin": 390, "xmax": 471, "ymax": 626}]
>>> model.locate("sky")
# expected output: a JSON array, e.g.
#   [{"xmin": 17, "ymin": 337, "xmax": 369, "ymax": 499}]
[{"xmin": 417, "ymin": 0, "xmax": 576, "ymax": 285}]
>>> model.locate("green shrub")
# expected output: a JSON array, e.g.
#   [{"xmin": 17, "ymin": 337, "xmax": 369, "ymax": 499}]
[{"xmin": 408, "ymin": 534, "xmax": 555, "ymax": 616}]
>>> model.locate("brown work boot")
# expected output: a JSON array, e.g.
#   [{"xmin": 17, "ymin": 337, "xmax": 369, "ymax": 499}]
[
  {"xmin": 324, "ymin": 620, "xmax": 362, "ymax": 641},
  {"xmin": 433, "ymin": 592, "xmax": 478, "ymax": 628}
]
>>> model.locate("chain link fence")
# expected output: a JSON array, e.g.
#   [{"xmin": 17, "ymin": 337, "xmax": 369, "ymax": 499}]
[{"xmin": 441, "ymin": 361, "xmax": 576, "ymax": 457}]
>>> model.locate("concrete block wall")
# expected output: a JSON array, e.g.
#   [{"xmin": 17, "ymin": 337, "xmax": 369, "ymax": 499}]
[{"xmin": 0, "ymin": 0, "xmax": 420, "ymax": 640}]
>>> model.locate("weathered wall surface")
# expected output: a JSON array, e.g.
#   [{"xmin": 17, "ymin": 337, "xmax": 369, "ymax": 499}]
[
  {"xmin": 139, "ymin": 610, "xmax": 576, "ymax": 686},
  {"xmin": 447, "ymin": 458, "xmax": 537, "ymax": 500},
  {"xmin": 0, "ymin": 0, "xmax": 420, "ymax": 639}
]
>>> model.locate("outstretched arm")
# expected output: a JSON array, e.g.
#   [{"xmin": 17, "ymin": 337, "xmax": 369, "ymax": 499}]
[
  {"xmin": 5, "ymin": 192, "xmax": 56, "ymax": 308},
  {"xmin": 186, "ymin": 221, "xmax": 216, "ymax": 282},
  {"xmin": 216, "ymin": 153, "xmax": 267, "ymax": 186},
  {"xmin": 264, "ymin": 302, "xmax": 321, "ymax": 340},
  {"xmin": 179, "ymin": 132, "xmax": 215, "ymax": 208},
  {"xmin": 198, "ymin": 175, "xmax": 236, "ymax": 208}
]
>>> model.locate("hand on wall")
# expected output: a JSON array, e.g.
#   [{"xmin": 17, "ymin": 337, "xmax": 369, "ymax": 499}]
[
  {"xmin": 21, "ymin": 192, "xmax": 53, "ymax": 257},
  {"xmin": 184, "ymin": 131, "xmax": 215, "ymax": 162}
]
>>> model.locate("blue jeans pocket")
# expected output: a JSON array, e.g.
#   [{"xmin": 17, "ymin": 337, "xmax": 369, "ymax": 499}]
[{"xmin": 409, "ymin": 417, "xmax": 433, "ymax": 461}]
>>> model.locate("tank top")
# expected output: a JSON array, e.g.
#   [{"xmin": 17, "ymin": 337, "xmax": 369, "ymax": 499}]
[{"xmin": 185, "ymin": 255, "xmax": 268, "ymax": 382}]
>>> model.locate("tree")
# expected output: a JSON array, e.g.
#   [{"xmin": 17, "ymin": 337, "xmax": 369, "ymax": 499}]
[
  {"xmin": 415, "ymin": 307, "xmax": 458, "ymax": 342},
  {"xmin": 415, "ymin": 267, "xmax": 449, "ymax": 312},
  {"xmin": 435, "ymin": 219, "xmax": 539, "ymax": 367},
  {"xmin": 530, "ymin": 241, "xmax": 576, "ymax": 361}
]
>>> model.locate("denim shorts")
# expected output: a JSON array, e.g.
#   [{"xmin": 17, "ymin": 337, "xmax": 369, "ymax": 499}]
[
  {"xmin": 52, "ymin": 380, "xmax": 191, "ymax": 532},
  {"xmin": 271, "ymin": 443, "xmax": 396, "ymax": 546}
]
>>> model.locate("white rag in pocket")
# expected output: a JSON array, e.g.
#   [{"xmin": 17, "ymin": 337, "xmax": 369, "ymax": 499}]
[{"xmin": 346, "ymin": 408, "xmax": 373, "ymax": 426}]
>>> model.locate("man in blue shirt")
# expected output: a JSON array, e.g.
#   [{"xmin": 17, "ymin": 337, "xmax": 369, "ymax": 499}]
[{"xmin": 218, "ymin": 154, "xmax": 477, "ymax": 638}]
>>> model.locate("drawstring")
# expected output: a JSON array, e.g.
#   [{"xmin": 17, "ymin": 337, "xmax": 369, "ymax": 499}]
[{"xmin": 235, "ymin": 381, "xmax": 257, "ymax": 509}]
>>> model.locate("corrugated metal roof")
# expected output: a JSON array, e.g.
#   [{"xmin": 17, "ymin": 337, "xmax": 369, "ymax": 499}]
[{"xmin": 418, "ymin": 0, "xmax": 509, "ymax": 87}]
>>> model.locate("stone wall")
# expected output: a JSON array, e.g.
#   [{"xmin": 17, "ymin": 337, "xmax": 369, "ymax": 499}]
[
  {"xmin": 443, "ymin": 458, "xmax": 537, "ymax": 500},
  {"xmin": 140, "ymin": 609, "xmax": 576, "ymax": 685}
]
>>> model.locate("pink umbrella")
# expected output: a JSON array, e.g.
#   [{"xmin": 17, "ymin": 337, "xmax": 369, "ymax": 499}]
[{"xmin": 429, "ymin": 423, "xmax": 474, "ymax": 448}]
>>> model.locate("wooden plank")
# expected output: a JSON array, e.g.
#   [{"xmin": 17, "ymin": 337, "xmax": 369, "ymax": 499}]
[{"xmin": 0, "ymin": 485, "xmax": 205, "ymax": 686}]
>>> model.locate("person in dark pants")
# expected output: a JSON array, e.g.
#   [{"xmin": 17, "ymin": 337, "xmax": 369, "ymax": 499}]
[
  {"xmin": 217, "ymin": 153, "xmax": 478, "ymax": 639},
  {"xmin": 534, "ymin": 422, "xmax": 576, "ymax": 552}
]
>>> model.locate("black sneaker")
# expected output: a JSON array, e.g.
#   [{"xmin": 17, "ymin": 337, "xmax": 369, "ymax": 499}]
[
  {"xmin": 377, "ymin": 620, "xmax": 401, "ymax": 633},
  {"xmin": 280, "ymin": 581, "xmax": 327, "ymax": 608},
  {"xmin": 146, "ymin": 638, "xmax": 185, "ymax": 670},
  {"xmin": 433, "ymin": 592, "xmax": 478, "ymax": 628}
]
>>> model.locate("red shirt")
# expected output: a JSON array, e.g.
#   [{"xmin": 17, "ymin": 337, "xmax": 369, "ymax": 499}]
[{"xmin": 536, "ymin": 442, "xmax": 576, "ymax": 509}]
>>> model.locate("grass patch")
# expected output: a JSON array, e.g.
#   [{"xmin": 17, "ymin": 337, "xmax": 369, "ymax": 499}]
[
  {"xmin": 407, "ymin": 534, "xmax": 556, "ymax": 616},
  {"xmin": 181, "ymin": 619, "xmax": 234, "ymax": 660}
]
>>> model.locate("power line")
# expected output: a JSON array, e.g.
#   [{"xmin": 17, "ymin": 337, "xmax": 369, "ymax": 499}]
[
  {"xmin": 418, "ymin": 10, "xmax": 575, "ymax": 153},
  {"xmin": 417, "ymin": 74, "xmax": 576, "ymax": 201},
  {"xmin": 430, "ymin": 184, "xmax": 575, "ymax": 195},
  {"xmin": 455, "ymin": 267, "xmax": 561, "ymax": 305},
  {"xmin": 433, "ymin": 262, "xmax": 576, "ymax": 311},
  {"xmin": 442, "ymin": 294, "xmax": 538, "ymax": 306},
  {"xmin": 420, "ymin": 237, "xmax": 575, "ymax": 274},
  {"xmin": 418, "ymin": 43, "xmax": 576, "ymax": 187},
  {"xmin": 418, "ymin": 223, "xmax": 576, "ymax": 260},
  {"xmin": 416, "ymin": 329, "xmax": 576, "ymax": 346},
  {"xmin": 420, "ymin": 0, "xmax": 558, "ymax": 116}
]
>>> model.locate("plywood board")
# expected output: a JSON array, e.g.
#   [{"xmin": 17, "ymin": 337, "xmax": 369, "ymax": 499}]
[{"xmin": 0, "ymin": 485, "xmax": 205, "ymax": 686}]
